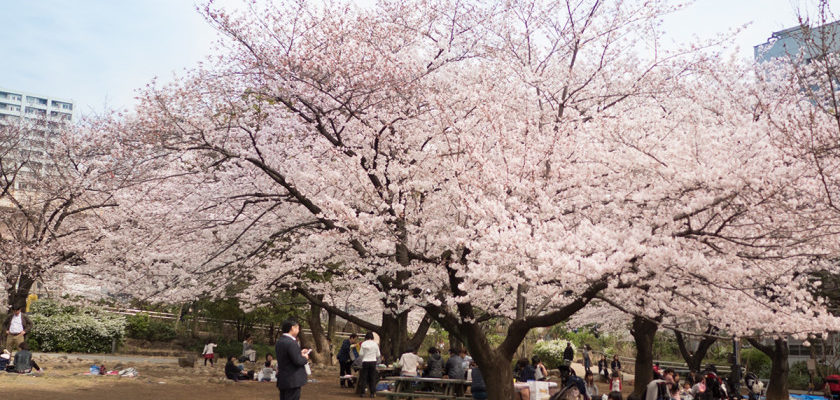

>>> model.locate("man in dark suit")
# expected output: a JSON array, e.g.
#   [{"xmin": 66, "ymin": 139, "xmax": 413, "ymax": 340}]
[{"xmin": 276, "ymin": 319, "xmax": 310, "ymax": 400}]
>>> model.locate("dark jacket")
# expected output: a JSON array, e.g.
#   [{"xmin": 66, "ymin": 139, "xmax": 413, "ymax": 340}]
[
  {"xmin": 611, "ymin": 359, "xmax": 621, "ymax": 371},
  {"xmin": 471, "ymin": 367, "xmax": 486, "ymax": 392},
  {"xmin": 337, "ymin": 339, "xmax": 352, "ymax": 363},
  {"xmin": 3, "ymin": 313, "xmax": 33, "ymax": 339},
  {"xmin": 224, "ymin": 361, "xmax": 242, "ymax": 380},
  {"xmin": 563, "ymin": 346, "xmax": 574, "ymax": 361},
  {"xmin": 445, "ymin": 354, "xmax": 465, "ymax": 379},
  {"xmin": 275, "ymin": 335, "xmax": 309, "ymax": 390},
  {"xmin": 424, "ymin": 353, "xmax": 444, "ymax": 378},
  {"xmin": 14, "ymin": 350, "xmax": 33, "ymax": 373}
]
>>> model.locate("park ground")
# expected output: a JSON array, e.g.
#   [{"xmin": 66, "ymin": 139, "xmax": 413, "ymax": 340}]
[{"xmin": 0, "ymin": 353, "xmax": 631, "ymax": 400}]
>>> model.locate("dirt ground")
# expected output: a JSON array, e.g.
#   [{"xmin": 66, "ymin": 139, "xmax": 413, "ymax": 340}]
[
  {"xmin": 0, "ymin": 355, "xmax": 636, "ymax": 400},
  {"xmin": 0, "ymin": 356, "xmax": 360, "ymax": 400}
]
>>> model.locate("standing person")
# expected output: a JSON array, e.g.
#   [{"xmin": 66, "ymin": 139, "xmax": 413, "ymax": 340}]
[
  {"xmin": 358, "ymin": 332, "xmax": 381, "ymax": 398},
  {"xmin": 583, "ymin": 344, "xmax": 592, "ymax": 373},
  {"xmin": 337, "ymin": 333, "xmax": 358, "ymax": 387},
  {"xmin": 398, "ymin": 347, "xmax": 424, "ymax": 377},
  {"xmin": 444, "ymin": 348, "xmax": 465, "ymax": 379},
  {"xmin": 564, "ymin": 342, "xmax": 575, "ymax": 363},
  {"xmin": 424, "ymin": 347, "xmax": 444, "ymax": 378},
  {"xmin": 3, "ymin": 305, "xmax": 32, "ymax": 355},
  {"xmin": 202, "ymin": 339, "xmax": 217, "ymax": 366},
  {"xmin": 610, "ymin": 355, "xmax": 622, "ymax": 376},
  {"xmin": 275, "ymin": 319, "xmax": 310, "ymax": 400}
]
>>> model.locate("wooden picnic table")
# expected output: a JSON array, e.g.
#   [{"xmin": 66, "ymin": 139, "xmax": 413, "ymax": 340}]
[
  {"xmin": 353, "ymin": 365, "xmax": 399, "ymax": 395},
  {"xmin": 382, "ymin": 376, "xmax": 472, "ymax": 399}
]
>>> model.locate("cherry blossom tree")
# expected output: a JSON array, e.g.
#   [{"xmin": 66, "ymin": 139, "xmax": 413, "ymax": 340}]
[
  {"xmin": 0, "ymin": 118, "xmax": 130, "ymax": 308},
  {"xmin": 89, "ymin": 1, "xmax": 840, "ymax": 399}
]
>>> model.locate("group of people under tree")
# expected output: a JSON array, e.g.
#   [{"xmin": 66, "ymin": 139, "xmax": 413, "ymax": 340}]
[{"xmin": 0, "ymin": 305, "xmax": 40, "ymax": 374}]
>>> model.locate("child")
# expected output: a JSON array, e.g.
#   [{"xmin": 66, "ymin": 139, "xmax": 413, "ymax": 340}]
[
  {"xmin": 202, "ymin": 339, "xmax": 217, "ymax": 366},
  {"xmin": 610, "ymin": 371, "xmax": 622, "ymax": 393}
]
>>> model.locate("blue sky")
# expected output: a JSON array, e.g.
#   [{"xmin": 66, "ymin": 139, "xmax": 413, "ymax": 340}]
[{"xmin": 0, "ymin": 0, "xmax": 817, "ymax": 115}]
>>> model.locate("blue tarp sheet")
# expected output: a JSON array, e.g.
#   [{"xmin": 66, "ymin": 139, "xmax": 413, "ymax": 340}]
[{"xmin": 791, "ymin": 394, "xmax": 829, "ymax": 400}]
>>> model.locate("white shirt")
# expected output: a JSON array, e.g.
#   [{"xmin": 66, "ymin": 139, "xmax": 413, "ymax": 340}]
[
  {"xmin": 202, "ymin": 343, "xmax": 217, "ymax": 355},
  {"xmin": 398, "ymin": 352, "xmax": 424, "ymax": 376},
  {"xmin": 9, "ymin": 314, "xmax": 23, "ymax": 334},
  {"xmin": 359, "ymin": 340, "xmax": 381, "ymax": 362}
]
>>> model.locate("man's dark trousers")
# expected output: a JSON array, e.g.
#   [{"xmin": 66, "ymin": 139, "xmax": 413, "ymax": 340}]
[{"xmin": 279, "ymin": 387, "xmax": 301, "ymax": 400}]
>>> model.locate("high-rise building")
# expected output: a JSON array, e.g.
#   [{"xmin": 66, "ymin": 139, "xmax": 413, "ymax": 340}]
[
  {"xmin": 0, "ymin": 87, "xmax": 75, "ymax": 192},
  {"xmin": 754, "ymin": 20, "xmax": 840, "ymax": 63}
]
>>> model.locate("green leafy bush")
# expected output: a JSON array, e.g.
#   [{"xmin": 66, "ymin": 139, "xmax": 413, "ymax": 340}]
[
  {"xmin": 789, "ymin": 361, "xmax": 811, "ymax": 391},
  {"xmin": 27, "ymin": 300, "xmax": 125, "ymax": 353},
  {"xmin": 533, "ymin": 339, "xmax": 576, "ymax": 369},
  {"xmin": 741, "ymin": 347, "xmax": 772, "ymax": 379},
  {"xmin": 125, "ymin": 313, "xmax": 176, "ymax": 342}
]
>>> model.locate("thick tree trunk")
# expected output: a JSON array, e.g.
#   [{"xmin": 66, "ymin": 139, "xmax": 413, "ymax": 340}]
[
  {"xmin": 462, "ymin": 324, "xmax": 517, "ymax": 400},
  {"xmin": 306, "ymin": 301, "xmax": 331, "ymax": 365},
  {"xmin": 746, "ymin": 338, "xmax": 789, "ymax": 400},
  {"xmin": 767, "ymin": 340, "xmax": 790, "ymax": 400},
  {"xmin": 675, "ymin": 329, "xmax": 717, "ymax": 372},
  {"xmin": 631, "ymin": 316, "xmax": 659, "ymax": 398},
  {"xmin": 7, "ymin": 273, "xmax": 35, "ymax": 310}
]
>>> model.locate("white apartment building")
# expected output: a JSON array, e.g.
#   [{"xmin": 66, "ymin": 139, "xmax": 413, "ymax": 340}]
[{"xmin": 0, "ymin": 87, "xmax": 75, "ymax": 192}]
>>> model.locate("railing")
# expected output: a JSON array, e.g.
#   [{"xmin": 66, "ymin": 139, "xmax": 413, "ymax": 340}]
[{"xmin": 102, "ymin": 307, "xmax": 357, "ymax": 338}]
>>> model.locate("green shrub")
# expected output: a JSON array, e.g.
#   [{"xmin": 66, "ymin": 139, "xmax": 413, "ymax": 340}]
[
  {"xmin": 741, "ymin": 347, "xmax": 772, "ymax": 379},
  {"xmin": 125, "ymin": 313, "xmax": 176, "ymax": 342},
  {"xmin": 789, "ymin": 361, "xmax": 811, "ymax": 391},
  {"xmin": 533, "ymin": 339, "xmax": 576, "ymax": 369},
  {"xmin": 28, "ymin": 300, "xmax": 125, "ymax": 353}
]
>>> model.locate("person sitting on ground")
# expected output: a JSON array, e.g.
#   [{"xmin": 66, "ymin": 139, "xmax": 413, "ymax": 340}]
[
  {"xmin": 424, "ymin": 347, "xmax": 444, "ymax": 378},
  {"xmin": 241, "ymin": 334, "xmax": 256, "ymax": 363},
  {"xmin": 609, "ymin": 391, "xmax": 624, "ymax": 400},
  {"xmin": 514, "ymin": 357, "xmax": 536, "ymax": 382},
  {"xmin": 202, "ymin": 339, "xmax": 217, "ymax": 366},
  {"xmin": 258, "ymin": 354, "xmax": 277, "ymax": 382},
  {"xmin": 533, "ymin": 356, "xmax": 549, "ymax": 381},
  {"xmin": 225, "ymin": 356, "xmax": 250, "ymax": 382},
  {"xmin": 444, "ymin": 348, "xmax": 465, "ymax": 379},
  {"xmin": 13, "ymin": 342, "xmax": 40, "ymax": 374},
  {"xmin": 398, "ymin": 347, "xmax": 424, "ymax": 377}
]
